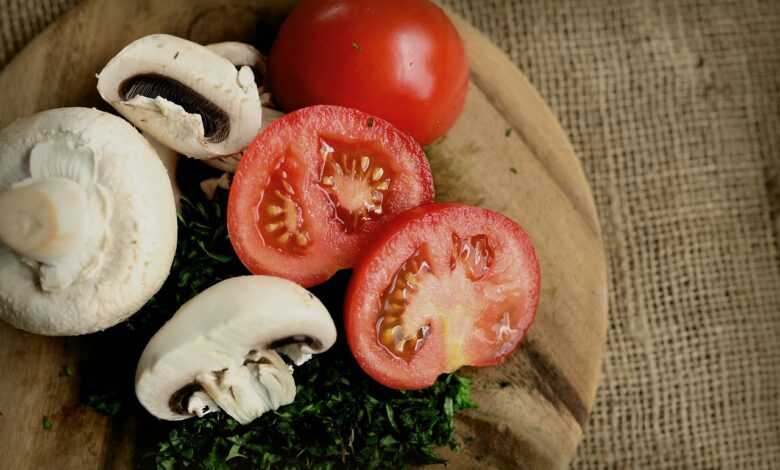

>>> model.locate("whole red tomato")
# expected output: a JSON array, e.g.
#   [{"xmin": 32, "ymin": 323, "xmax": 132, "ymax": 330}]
[{"xmin": 269, "ymin": 0, "xmax": 469, "ymax": 145}]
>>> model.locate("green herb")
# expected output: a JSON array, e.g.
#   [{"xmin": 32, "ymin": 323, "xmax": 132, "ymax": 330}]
[
  {"xmin": 505, "ymin": 128, "xmax": 512, "ymax": 137},
  {"xmin": 60, "ymin": 365, "xmax": 74, "ymax": 377},
  {"xmin": 42, "ymin": 416, "xmax": 53, "ymax": 430},
  {"xmin": 144, "ymin": 369, "xmax": 475, "ymax": 469},
  {"xmin": 85, "ymin": 392, "xmax": 122, "ymax": 417},
  {"xmin": 80, "ymin": 161, "xmax": 475, "ymax": 469}
]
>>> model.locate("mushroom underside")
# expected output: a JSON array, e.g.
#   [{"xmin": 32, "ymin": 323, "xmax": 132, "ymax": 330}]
[
  {"xmin": 167, "ymin": 340, "xmax": 321, "ymax": 425},
  {"xmin": 120, "ymin": 73, "xmax": 230, "ymax": 142}
]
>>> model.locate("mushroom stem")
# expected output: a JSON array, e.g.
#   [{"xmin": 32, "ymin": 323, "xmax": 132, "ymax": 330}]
[
  {"xmin": 0, "ymin": 177, "xmax": 87, "ymax": 264},
  {"xmin": 193, "ymin": 349, "xmax": 296, "ymax": 425}
]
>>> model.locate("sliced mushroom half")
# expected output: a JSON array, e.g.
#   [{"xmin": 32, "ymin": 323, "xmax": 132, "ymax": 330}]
[
  {"xmin": 135, "ymin": 276, "xmax": 337, "ymax": 424},
  {"xmin": 202, "ymin": 41, "xmax": 283, "ymax": 173},
  {"xmin": 0, "ymin": 108, "xmax": 177, "ymax": 335},
  {"xmin": 97, "ymin": 34, "xmax": 262, "ymax": 160}
]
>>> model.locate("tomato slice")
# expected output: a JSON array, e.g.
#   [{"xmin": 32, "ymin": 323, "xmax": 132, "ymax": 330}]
[
  {"xmin": 345, "ymin": 203, "xmax": 540, "ymax": 390},
  {"xmin": 228, "ymin": 105, "xmax": 434, "ymax": 287}
]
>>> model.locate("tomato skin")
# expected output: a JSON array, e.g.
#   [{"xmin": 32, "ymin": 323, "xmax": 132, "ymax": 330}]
[
  {"xmin": 228, "ymin": 105, "xmax": 434, "ymax": 287},
  {"xmin": 269, "ymin": 0, "xmax": 469, "ymax": 145},
  {"xmin": 345, "ymin": 203, "xmax": 540, "ymax": 390}
]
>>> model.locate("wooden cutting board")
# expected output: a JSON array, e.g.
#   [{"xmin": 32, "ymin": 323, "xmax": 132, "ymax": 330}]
[{"xmin": 0, "ymin": 1, "xmax": 608, "ymax": 468}]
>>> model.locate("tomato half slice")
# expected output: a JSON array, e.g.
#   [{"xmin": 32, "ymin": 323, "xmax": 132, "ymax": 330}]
[
  {"xmin": 228, "ymin": 105, "xmax": 434, "ymax": 287},
  {"xmin": 345, "ymin": 203, "xmax": 540, "ymax": 390}
]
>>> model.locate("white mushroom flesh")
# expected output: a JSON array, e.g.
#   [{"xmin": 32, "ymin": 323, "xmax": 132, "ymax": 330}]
[
  {"xmin": 201, "ymin": 41, "xmax": 281, "ymax": 173},
  {"xmin": 196, "ymin": 349, "xmax": 296, "ymax": 424},
  {"xmin": 0, "ymin": 108, "xmax": 177, "ymax": 335},
  {"xmin": 97, "ymin": 34, "xmax": 262, "ymax": 160},
  {"xmin": 135, "ymin": 276, "xmax": 337, "ymax": 424},
  {"xmin": 0, "ymin": 137, "xmax": 110, "ymax": 291}
]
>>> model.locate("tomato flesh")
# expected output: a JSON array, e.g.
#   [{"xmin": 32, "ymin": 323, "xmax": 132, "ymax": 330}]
[
  {"xmin": 345, "ymin": 204, "xmax": 540, "ymax": 390},
  {"xmin": 228, "ymin": 106, "xmax": 434, "ymax": 287}
]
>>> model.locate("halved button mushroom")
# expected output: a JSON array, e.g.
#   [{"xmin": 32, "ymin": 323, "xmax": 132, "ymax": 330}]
[
  {"xmin": 97, "ymin": 34, "xmax": 262, "ymax": 160},
  {"xmin": 135, "ymin": 276, "xmax": 337, "ymax": 424},
  {"xmin": 202, "ymin": 41, "xmax": 283, "ymax": 173},
  {"xmin": 0, "ymin": 108, "xmax": 177, "ymax": 335}
]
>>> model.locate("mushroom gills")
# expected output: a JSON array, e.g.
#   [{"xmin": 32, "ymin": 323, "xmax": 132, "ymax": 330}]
[
  {"xmin": 120, "ymin": 74, "xmax": 230, "ymax": 143},
  {"xmin": 185, "ymin": 349, "xmax": 296, "ymax": 425}
]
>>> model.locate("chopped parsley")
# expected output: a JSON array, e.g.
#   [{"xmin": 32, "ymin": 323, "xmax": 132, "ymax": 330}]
[
  {"xmin": 81, "ymin": 159, "xmax": 475, "ymax": 469},
  {"xmin": 505, "ymin": 128, "xmax": 512, "ymax": 137},
  {"xmin": 42, "ymin": 416, "xmax": 53, "ymax": 430}
]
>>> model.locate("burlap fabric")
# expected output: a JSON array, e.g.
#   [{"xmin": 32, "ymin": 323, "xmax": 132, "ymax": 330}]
[{"xmin": 2, "ymin": 0, "xmax": 779, "ymax": 468}]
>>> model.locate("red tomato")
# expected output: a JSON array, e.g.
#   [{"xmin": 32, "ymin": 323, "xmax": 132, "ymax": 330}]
[
  {"xmin": 269, "ymin": 0, "xmax": 469, "ymax": 145},
  {"xmin": 345, "ymin": 203, "xmax": 540, "ymax": 390},
  {"xmin": 227, "ymin": 105, "xmax": 434, "ymax": 287}
]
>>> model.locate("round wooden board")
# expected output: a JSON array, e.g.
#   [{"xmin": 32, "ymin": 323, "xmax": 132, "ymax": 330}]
[{"xmin": 0, "ymin": 1, "xmax": 607, "ymax": 469}]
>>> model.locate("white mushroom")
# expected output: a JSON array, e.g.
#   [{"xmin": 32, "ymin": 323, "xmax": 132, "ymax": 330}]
[
  {"xmin": 201, "ymin": 41, "xmax": 282, "ymax": 173},
  {"xmin": 135, "ymin": 276, "xmax": 337, "ymax": 424},
  {"xmin": 0, "ymin": 108, "xmax": 177, "ymax": 335},
  {"xmin": 97, "ymin": 34, "xmax": 262, "ymax": 160}
]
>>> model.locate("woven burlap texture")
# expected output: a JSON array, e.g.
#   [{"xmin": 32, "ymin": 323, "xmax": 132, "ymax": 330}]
[{"xmin": 2, "ymin": 0, "xmax": 779, "ymax": 468}]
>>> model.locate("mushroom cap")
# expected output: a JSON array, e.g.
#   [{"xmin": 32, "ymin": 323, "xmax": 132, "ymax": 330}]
[
  {"xmin": 135, "ymin": 275, "xmax": 337, "ymax": 421},
  {"xmin": 0, "ymin": 107, "xmax": 177, "ymax": 335},
  {"xmin": 97, "ymin": 34, "xmax": 262, "ymax": 159},
  {"xmin": 201, "ymin": 41, "xmax": 271, "ymax": 173}
]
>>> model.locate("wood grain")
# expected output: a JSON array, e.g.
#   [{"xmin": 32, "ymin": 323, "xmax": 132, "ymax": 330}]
[{"xmin": 0, "ymin": 1, "xmax": 607, "ymax": 469}]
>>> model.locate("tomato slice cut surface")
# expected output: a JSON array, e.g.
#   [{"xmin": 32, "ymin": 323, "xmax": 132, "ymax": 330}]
[
  {"xmin": 228, "ymin": 105, "xmax": 434, "ymax": 287},
  {"xmin": 345, "ymin": 203, "xmax": 540, "ymax": 390}
]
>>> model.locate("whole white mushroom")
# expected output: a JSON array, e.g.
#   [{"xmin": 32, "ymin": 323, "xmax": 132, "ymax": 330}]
[
  {"xmin": 0, "ymin": 107, "xmax": 177, "ymax": 336},
  {"xmin": 135, "ymin": 276, "xmax": 337, "ymax": 425}
]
